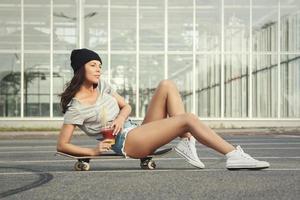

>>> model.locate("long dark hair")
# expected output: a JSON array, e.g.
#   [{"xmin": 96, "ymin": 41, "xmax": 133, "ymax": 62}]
[{"xmin": 59, "ymin": 66, "xmax": 98, "ymax": 113}]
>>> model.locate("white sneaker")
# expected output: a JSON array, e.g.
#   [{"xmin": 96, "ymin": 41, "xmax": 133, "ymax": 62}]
[
  {"xmin": 175, "ymin": 136, "xmax": 205, "ymax": 169},
  {"xmin": 226, "ymin": 145, "xmax": 270, "ymax": 170}
]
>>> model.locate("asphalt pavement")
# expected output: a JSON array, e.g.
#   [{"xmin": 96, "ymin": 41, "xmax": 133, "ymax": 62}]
[{"xmin": 0, "ymin": 132, "xmax": 299, "ymax": 200}]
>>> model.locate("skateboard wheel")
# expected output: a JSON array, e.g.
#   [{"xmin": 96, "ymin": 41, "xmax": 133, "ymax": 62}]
[
  {"xmin": 74, "ymin": 161, "xmax": 90, "ymax": 171},
  {"xmin": 82, "ymin": 162, "xmax": 90, "ymax": 171},
  {"xmin": 140, "ymin": 158, "xmax": 156, "ymax": 170},
  {"xmin": 74, "ymin": 161, "xmax": 82, "ymax": 171},
  {"xmin": 148, "ymin": 160, "xmax": 156, "ymax": 169}
]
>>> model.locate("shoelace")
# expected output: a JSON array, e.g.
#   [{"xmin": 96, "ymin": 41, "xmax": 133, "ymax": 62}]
[
  {"xmin": 236, "ymin": 145, "xmax": 256, "ymax": 160},
  {"xmin": 179, "ymin": 139, "xmax": 199, "ymax": 161},
  {"xmin": 184, "ymin": 140, "xmax": 193, "ymax": 154},
  {"xmin": 180, "ymin": 139, "xmax": 227, "ymax": 168}
]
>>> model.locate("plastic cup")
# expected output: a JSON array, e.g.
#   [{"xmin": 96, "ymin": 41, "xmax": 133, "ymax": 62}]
[{"xmin": 100, "ymin": 126, "xmax": 115, "ymax": 145}]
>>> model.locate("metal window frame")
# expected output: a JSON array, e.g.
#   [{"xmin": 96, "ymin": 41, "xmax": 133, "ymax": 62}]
[
  {"xmin": 192, "ymin": 0, "xmax": 196, "ymax": 114},
  {"xmin": 164, "ymin": 0, "xmax": 168, "ymax": 80},
  {"xmin": 136, "ymin": 0, "xmax": 140, "ymax": 118},
  {"xmin": 50, "ymin": 0, "xmax": 53, "ymax": 118},
  {"xmin": 108, "ymin": 0, "xmax": 111, "ymax": 84},
  {"xmin": 277, "ymin": 1, "xmax": 281, "ymax": 118},
  {"xmin": 249, "ymin": 0, "xmax": 253, "ymax": 118},
  {"xmin": 221, "ymin": 0, "xmax": 224, "ymax": 118},
  {"xmin": 21, "ymin": 0, "xmax": 24, "ymax": 118},
  {"xmin": 1, "ymin": 0, "xmax": 300, "ymax": 123}
]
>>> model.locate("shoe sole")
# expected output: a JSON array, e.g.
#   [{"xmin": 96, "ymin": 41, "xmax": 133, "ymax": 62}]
[
  {"xmin": 175, "ymin": 148, "xmax": 205, "ymax": 169},
  {"xmin": 226, "ymin": 164, "xmax": 270, "ymax": 170}
]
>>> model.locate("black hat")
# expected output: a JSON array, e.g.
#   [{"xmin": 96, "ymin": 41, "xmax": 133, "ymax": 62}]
[{"xmin": 70, "ymin": 48, "xmax": 102, "ymax": 72}]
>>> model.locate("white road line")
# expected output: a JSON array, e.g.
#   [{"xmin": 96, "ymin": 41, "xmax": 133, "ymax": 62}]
[
  {"xmin": 0, "ymin": 146, "xmax": 86, "ymax": 150},
  {"xmin": 0, "ymin": 156, "xmax": 300, "ymax": 164},
  {"xmin": 0, "ymin": 150, "xmax": 56, "ymax": 154},
  {"xmin": 275, "ymin": 135, "xmax": 300, "ymax": 138},
  {"xmin": 227, "ymin": 138, "xmax": 300, "ymax": 140},
  {"xmin": 0, "ymin": 142, "xmax": 299, "ymax": 150},
  {"xmin": 1, "ymin": 147, "xmax": 300, "ymax": 154},
  {"xmin": 0, "ymin": 145, "xmax": 174, "ymax": 150},
  {"xmin": 1, "ymin": 168, "xmax": 300, "ymax": 175},
  {"xmin": 235, "ymin": 147, "xmax": 300, "ymax": 149},
  {"xmin": 228, "ymin": 143, "xmax": 300, "ymax": 145},
  {"xmin": 0, "ymin": 146, "xmax": 57, "ymax": 150}
]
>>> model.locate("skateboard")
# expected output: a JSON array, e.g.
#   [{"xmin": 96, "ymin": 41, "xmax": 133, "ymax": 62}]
[{"xmin": 55, "ymin": 148, "xmax": 173, "ymax": 171}]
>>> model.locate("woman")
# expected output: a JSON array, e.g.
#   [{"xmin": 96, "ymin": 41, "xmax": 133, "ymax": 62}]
[{"xmin": 57, "ymin": 48, "xmax": 270, "ymax": 170}]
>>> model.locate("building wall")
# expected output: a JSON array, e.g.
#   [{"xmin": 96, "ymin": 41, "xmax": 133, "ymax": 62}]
[{"xmin": 0, "ymin": 0, "xmax": 299, "ymax": 128}]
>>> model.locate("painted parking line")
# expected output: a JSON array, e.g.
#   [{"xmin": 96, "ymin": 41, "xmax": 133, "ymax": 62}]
[
  {"xmin": 275, "ymin": 135, "xmax": 300, "ymax": 138},
  {"xmin": 1, "ymin": 146, "xmax": 300, "ymax": 154},
  {"xmin": 227, "ymin": 138, "xmax": 300, "ymax": 141},
  {"xmin": 1, "ymin": 147, "xmax": 300, "ymax": 154},
  {"xmin": 1, "ymin": 142, "xmax": 300, "ymax": 150},
  {"xmin": 0, "ymin": 143, "xmax": 174, "ymax": 149},
  {"xmin": 226, "ymin": 142, "xmax": 300, "ymax": 145},
  {"xmin": 0, "ymin": 156, "xmax": 300, "ymax": 164},
  {"xmin": 1, "ymin": 168, "xmax": 300, "ymax": 176}
]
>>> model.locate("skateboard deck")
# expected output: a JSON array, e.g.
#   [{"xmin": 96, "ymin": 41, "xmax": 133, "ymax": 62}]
[{"xmin": 55, "ymin": 147, "xmax": 173, "ymax": 171}]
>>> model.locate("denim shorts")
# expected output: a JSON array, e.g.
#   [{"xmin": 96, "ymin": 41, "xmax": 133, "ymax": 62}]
[{"xmin": 111, "ymin": 119, "xmax": 138, "ymax": 158}]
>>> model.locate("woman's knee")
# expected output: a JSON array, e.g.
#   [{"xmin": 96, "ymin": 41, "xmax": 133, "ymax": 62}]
[
  {"xmin": 181, "ymin": 113, "xmax": 199, "ymax": 127},
  {"xmin": 158, "ymin": 79, "xmax": 176, "ymax": 90}
]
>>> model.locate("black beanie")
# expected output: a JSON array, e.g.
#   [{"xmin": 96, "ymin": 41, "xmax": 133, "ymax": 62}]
[{"xmin": 70, "ymin": 48, "xmax": 102, "ymax": 72}]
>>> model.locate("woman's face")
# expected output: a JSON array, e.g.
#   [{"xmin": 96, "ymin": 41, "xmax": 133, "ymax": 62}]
[{"xmin": 84, "ymin": 60, "xmax": 102, "ymax": 84}]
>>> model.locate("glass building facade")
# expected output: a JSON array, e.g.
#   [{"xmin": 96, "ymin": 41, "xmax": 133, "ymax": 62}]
[{"xmin": 0, "ymin": 0, "xmax": 299, "ymax": 123}]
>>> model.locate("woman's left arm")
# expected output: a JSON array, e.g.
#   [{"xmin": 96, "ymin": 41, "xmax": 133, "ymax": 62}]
[{"xmin": 111, "ymin": 92, "xmax": 132, "ymax": 135}]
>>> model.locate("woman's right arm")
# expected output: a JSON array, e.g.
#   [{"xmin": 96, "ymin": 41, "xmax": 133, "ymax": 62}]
[{"xmin": 56, "ymin": 124, "xmax": 111, "ymax": 156}]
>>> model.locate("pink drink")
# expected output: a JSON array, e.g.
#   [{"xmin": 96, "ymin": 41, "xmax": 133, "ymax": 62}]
[{"xmin": 100, "ymin": 126, "xmax": 115, "ymax": 144}]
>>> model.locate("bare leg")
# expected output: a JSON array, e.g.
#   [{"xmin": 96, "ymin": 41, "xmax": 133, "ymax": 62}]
[
  {"xmin": 142, "ymin": 80, "xmax": 213, "ymax": 147},
  {"xmin": 141, "ymin": 80, "xmax": 191, "ymax": 138},
  {"xmin": 125, "ymin": 113, "xmax": 235, "ymax": 158}
]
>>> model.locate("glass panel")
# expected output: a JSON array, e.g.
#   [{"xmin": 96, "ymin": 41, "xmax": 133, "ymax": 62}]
[
  {"xmin": 280, "ymin": 1, "xmax": 300, "ymax": 52},
  {"xmin": 168, "ymin": 0, "xmax": 193, "ymax": 51},
  {"xmin": 280, "ymin": 54, "xmax": 300, "ymax": 118},
  {"xmin": 225, "ymin": 0, "xmax": 250, "ymax": 6},
  {"xmin": 224, "ymin": 0, "xmax": 250, "ymax": 53},
  {"xmin": 196, "ymin": 54, "xmax": 221, "ymax": 117},
  {"xmin": 252, "ymin": 54, "xmax": 277, "ymax": 118},
  {"xmin": 224, "ymin": 54, "xmax": 249, "ymax": 117},
  {"xmin": 98, "ymin": 54, "xmax": 109, "ymax": 82},
  {"xmin": 53, "ymin": 53, "xmax": 73, "ymax": 117},
  {"xmin": 111, "ymin": 0, "xmax": 136, "ymax": 50},
  {"xmin": 0, "ymin": 0, "xmax": 21, "ymax": 50},
  {"xmin": 168, "ymin": 55, "xmax": 193, "ymax": 112},
  {"xmin": 196, "ymin": 0, "xmax": 221, "ymax": 52},
  {"xmin": 169, "ymin": 0, "xmax": 193, "ymax": 7},
  {"xmin": 24, "ymin": 53, "xmax": 50, "ymax": 117},
  {"xmin": 111, "ymin": 0, "xmax": 135, "ymax": 6},
  {"xmin": 24, "ymin": 0, "xmax": 50, "ymax": 50},
  {"xmin": 53, "ymin": 0, "xmax": 77, "ymax": 50},
  {"xmin": 139, "ymin": 55, "xmax": 164, "ymax": 117},
  {"xmin": 252, "ymin": 0, "xmax": 278, "ymax": 53},
  {"xmin": 140, "ymin": 0, "xmax": 164, "ymax": 51},
  {"xmin": 111, "ymin": 54, "xmax": 136, "ymax": 117},
  {"xmin": 0, "ymin": 53, "xmax": 21, "ymax": 117},
  {"xmin": 84, "ymin": 0, "xmax": 108, "ymax": 50}
]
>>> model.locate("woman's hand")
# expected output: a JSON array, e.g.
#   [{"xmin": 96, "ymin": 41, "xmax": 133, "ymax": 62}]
[
  {"xmin": 111, "ymin": 115, "xmax": 126, "ymax": 135},
  {"xmin": 93, "ymin": 140, "xmax": 113, "ymax": 155}
]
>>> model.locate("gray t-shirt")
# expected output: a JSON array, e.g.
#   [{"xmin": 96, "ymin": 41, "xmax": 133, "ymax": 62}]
[{"xmin": 63, "ymin": 79, "xmax": 120, "ymax": 139}]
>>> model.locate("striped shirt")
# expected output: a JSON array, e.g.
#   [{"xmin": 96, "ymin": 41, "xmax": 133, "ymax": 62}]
[{"xmin": 63, "ymin": 79, "xmax": 120, "ymax": 139}]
